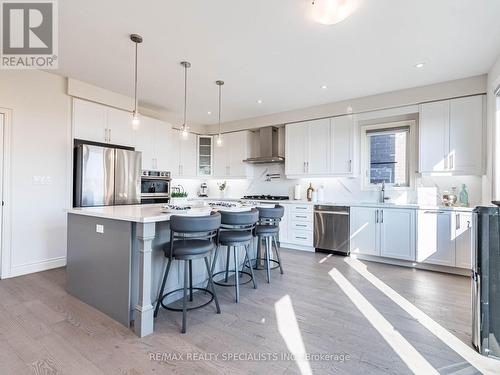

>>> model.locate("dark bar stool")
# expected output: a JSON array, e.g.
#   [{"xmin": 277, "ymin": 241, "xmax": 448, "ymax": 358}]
[
  {"xmin": 252, "ymin": 205, "xmax": 285, "ymax": 283},
  {"xmin": 154, "ymin": 212, "xmax": 221, "ymax": 334},
  {"xmin": 210, "ymin": 208, "xmax": 259, "ymax": 302}
]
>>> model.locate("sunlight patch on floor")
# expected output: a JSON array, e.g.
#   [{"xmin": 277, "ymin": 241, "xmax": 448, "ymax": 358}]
[
  {"xmin": 329, "ymin": 268, "xmax": 439, "ymax": 374},
  {"xmin": 275, "ymin": 295, "xmax": 312, "ymax": 375},
  {"xmin": 344, "ymin": 257, "xmax": 500, "ymax": 375},
  {"xmin": 318, "ymin": 254, "xmax": 332, "ymax": 263}
]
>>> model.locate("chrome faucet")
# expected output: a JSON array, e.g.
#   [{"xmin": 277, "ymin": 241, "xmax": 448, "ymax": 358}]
[{"xmin": 379, "ymin": 181, "xmax": 390, "ymax": 203}]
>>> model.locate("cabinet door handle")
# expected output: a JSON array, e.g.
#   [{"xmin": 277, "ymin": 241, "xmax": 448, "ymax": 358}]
[
  {"xmin": 380, "ymin": 210, "xmax": 384, "ymax": 224},
  {"xmin": 303, "ymin": 162, "xmax": 306, "ymax": 173},
  {"xmin": 456, "ymin": 213, "xmax": 460, "ymax": 230},
  {"xmin": 348, "ymin": 160, "xmax": 352, "ymax": 172},
  {"xmin": 104, "ymin": 128, "xmax": 108, "ymax": 142},
  {"xmin": 424, "ymin": 210, "xmax": 445, "ymax": 214},
  {"xmin": 108, "ymin": 128, "xmax": 111, "ymax": 142},
  {"xmin": 375, "ymin": 209, "xmax": 379, "ymax": 223},
  {"xmin": 307, "ymin": 161, "xmax": 309, "ymax": 173}
]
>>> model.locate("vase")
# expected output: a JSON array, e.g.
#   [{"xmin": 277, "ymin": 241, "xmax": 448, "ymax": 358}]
[{"xmin": 170, "ymin": 197, "xmax": 188, "ymax": 206}]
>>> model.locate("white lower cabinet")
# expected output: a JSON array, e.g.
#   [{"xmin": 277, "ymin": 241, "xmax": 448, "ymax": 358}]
[
  {"xmin": 417, "ymin": 210, "xmax": 472, "ymax": 269},
  {"xmin": 280, "ymin": 203, "xmax": 314, "ymax": 249},
  {"xmin": 380, "ymin": 209, "xmax": 416, "ymax": 261},
  {"xmin": 350, "ymin": 207, "xmax": 415, "ymax": 261},
  {"xmin": 350, "ymin": 207, "xmax": 379, "ymax": 256}
]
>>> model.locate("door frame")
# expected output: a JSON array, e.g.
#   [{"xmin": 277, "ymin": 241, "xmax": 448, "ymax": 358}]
[{"xmin": 0, "ymin": 108, "xmax": 12, "ymax": 279}]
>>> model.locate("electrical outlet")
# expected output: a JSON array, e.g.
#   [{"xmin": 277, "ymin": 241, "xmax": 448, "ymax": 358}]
[{"xmin": 96, "ymin": 224, "xmax": 104, "ymax": 234}]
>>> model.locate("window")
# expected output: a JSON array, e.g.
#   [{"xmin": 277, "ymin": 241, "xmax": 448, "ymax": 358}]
[{"xmin": 362, "ymin": 121, "xmax": 414, "ymax": 188}]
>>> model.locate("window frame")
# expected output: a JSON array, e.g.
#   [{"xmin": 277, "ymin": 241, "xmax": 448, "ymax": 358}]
[{"xmin": 361, "ymin": 120, "xmax": 417, "ymax": 191}]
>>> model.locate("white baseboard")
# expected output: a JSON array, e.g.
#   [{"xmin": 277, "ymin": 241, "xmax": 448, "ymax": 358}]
[
  {"xmin": 7, "ymin": 256, "xmax": 67, "ymax": 278},
  {"xmin": 280, "ymin": 243, "xmax": 315, "ymax": 252}
]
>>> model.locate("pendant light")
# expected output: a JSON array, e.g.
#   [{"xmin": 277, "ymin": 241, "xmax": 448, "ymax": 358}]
[
  {"xmin": 180, "ymin": 61, "xmax": 191, "ymax": 139},
  {"xmin": 130, "ymin": 34, "xmax": 143, "ymax": 128},
  {"xmin": 215, "ymin": 80, "xmax": 224, "ymax": 147}
]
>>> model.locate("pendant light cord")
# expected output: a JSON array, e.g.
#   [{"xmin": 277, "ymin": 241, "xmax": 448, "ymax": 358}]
[
  {"xmin": 134, "ymin": 42, "xmax": 138, "ymax": 114},
  {"xmin": 218, "ymin": 83, "xmax": 222, "ymax": 135},
  {"xmin": 183, "ymin": 64, "xmax": 188, "ymax": 127}
]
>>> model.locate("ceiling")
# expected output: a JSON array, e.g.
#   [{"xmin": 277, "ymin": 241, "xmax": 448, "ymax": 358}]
[{"xmin": 57, "ymin": 0, "xmax": 500, "ymax": 126}]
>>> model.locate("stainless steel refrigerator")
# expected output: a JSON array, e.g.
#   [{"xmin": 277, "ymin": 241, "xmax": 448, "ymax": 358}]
[
  {"xmin": 472, "ymin": 206, "xmax": 500, "ymax": 359},
  {"xmin": 74, "ymin": 144, "xmax": 142, "ymax": 207}
]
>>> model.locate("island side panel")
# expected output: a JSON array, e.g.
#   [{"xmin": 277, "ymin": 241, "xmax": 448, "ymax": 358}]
[{"xmin": 66, "ymin": 213, "xmax": 132, "ymax": 327}]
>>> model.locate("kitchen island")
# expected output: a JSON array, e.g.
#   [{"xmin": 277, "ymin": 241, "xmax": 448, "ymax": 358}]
[{"xmin": 66, "ymin": 204, "xmax": 233, "ymax": 337}]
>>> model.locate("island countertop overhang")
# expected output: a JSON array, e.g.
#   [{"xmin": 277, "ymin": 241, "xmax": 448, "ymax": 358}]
[{"xmin": 66, "ymin": 204, "xmax": 175, "ymax": 223}]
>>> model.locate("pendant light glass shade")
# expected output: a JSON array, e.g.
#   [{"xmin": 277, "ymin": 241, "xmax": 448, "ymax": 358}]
[
  {"xmin": 215, "ymin": 80, "xmax": 224, "ymax": 147},
  {"xmin": 180, "ymin": 61, "xmax": 191, "ymax": 139},
  {"xmin": 130, "ymin": 34, "xmax": 143, "ymax": 128}
]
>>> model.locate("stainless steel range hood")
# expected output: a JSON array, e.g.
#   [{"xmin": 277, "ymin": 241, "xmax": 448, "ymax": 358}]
[{"xmin": 243, "ymin": 126, "xmax": 284, "ymax": 164}]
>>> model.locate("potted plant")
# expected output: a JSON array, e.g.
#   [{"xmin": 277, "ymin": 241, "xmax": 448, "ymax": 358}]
[
  {"xmin": 217, "ymin": 181, "xmax": 227, "ymax": 198},
  {"xmin": 170, "ymin": 191, "xmax": 188, "ymax": 205}
]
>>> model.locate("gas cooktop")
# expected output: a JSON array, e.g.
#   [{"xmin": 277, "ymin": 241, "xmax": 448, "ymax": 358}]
[{"xmin": 242, "ymin": 195, "xmax": 289, "ymax": 201}]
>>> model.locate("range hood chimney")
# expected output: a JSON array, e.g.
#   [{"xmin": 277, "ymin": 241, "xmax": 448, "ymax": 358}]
[{"xmin": 243, "ymin": 126, "xmax": 284, "ymax": 164}]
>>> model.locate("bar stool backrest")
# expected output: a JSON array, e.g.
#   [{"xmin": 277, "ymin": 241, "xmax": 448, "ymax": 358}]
[
  {"xmin": 257, "ymin": 205, "xmax": 285, "ymax": 226},
  {"xmin": 220, "ymin": 208, "xmax": 259, "ymax": 232},
  {"xmin": 170, "ymin": 211, "xmax": 221, "ymax": 243}
]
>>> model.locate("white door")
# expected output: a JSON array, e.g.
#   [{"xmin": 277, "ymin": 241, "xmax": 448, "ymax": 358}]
[
  {"xmin": 73, "ymin": 99, "xmax": 107, "ymax": 143},
  {"xmin": 134, "ymin": 116, "xmax": 155, "ymax": 170},
  {"xmin": 350, "ymin": 207, "xmax": 379, "ymax": 256},
  {"xmin": 106, "ymin": 107, "xmax": 134, "ymax": 147},
  {"xmin": 455, "ymin": 212, "xmax": 473, "ymax": 269},
  {"xmin": 417, "ymin": 210, "xmax": 455, "ymax": 266},
  {"xmin": 331, "ymin": 115, "xmax": 353, "ymax": 174},
  {"xmin": 449, "ymin": 96, "xmax": 484, "ymax": 175},
  {"xmin": 380, "ymin": 209, "xmax": 416, "ymax": 261},
  {"xmin": 153, "ymin": 120, "xmax": 172, "ymax": 171},
  {"xmin": 179, "ymin": 133, "xmax": 197, "ymax": 177},
  {"xmin": 307, "ymin": 119, "xmax": 330, "ymax": 175},
  {"xmin": 285, "ymin": 122, "xmax": 308, "ymax": 175},
  {"xmin": 419, "ymin": 101, "xmax": 449, "ymax": 173}
]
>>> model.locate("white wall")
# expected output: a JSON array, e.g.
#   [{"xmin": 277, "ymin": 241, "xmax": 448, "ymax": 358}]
[
  {"xmin": 0, "ymin": 70, "xmax": 71, "ymax": 277},
  {"xmin": 487, "ymin": 52, "xmax": 500, "ymax": 201},
  {"xmin": 204, "ymin": 75, "xmax": 487, "ymax": 133}
]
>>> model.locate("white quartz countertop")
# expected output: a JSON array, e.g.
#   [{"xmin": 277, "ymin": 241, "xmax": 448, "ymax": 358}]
[
  {"xmin": 196, "ymin": 197, "xmax": 475, "ymax": 212},
  {"xmin": 66, "ymin": 204, "xmax": 214, "ymax": 223}
]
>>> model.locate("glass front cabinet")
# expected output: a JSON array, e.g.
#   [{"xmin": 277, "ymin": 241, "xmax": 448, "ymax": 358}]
[{"xmin": 197, "ymin": 135, "xmax": 213, "ymax": 176}]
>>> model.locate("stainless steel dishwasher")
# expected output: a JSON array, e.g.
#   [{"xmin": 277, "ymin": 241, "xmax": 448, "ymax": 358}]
[{"xmin": 313, "ymin": 205, "xmax": 350, "ymax": 255}]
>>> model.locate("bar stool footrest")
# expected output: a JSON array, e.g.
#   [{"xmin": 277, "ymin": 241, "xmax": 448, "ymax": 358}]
[
  {"xmin": 160, "ymin": 287, "xmax": 214, "ymax": 312},
  {"xmin": 213, "ymin": 270, "xmax": 253, "ymax": 286},
  {"xmin": 249, "ymin": 257, "xmax": 281, "ymax": 270}
]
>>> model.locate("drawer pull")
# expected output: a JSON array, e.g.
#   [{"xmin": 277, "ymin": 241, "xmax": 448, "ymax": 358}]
[
  {"xmin": 295, "ymin": 215, "xmax": 307, "ymax": 218},
  {"xmin": 296, "ymin": 236, "xmax": 307, "ymax": 240},
  {"xmin": 296, "ymin": 224, "xmax": 307, "ymax": 227},
  {"xmin": 295, "ymin": 207, "xmax": 308, "ymax": 210}
]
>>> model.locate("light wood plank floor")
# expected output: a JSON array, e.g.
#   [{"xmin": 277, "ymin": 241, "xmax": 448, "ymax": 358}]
[{"xmin": 0, "ymin": 249, "xmax": 481, "ymax": 374}]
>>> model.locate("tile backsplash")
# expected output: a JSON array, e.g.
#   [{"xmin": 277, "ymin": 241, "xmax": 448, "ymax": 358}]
[{"xmin": 173, "ymin": 164, "xmax": 483, "ymax": 206}]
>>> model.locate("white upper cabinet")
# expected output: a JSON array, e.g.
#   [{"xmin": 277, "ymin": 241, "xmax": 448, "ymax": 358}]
[
  {"xmin": 133, "ymin": 116, "xmax": 172, "ymax": 171},
  {"xmin": 73, "ymin": 98, "xmax": 107, "ymax": 143},
  {"xmin": 419, "ymin": 95, "xmax": 484, "ymax": 175},
  {"xmin": 285, "ymin": 122, "xmax": 309, "ymax": 176},
  {"xmin": 106, "ymin": 108, "xmax": 135, "ymax": 147},
  {"xmin": 213, "ymin": 131, "xmax": 253, "ymax": 178},
  {"xmin": 307, "ymin": 119, "xmax": 331, "ymax": 175},
  {"xmin": 331, "ymin": 115, "xmax": 354, "ymax": 174},
  {"xmin": 179, "ymin": 133, "xmax": 198, "ymax": 177},
  {"xmin": 73, "ymin": 98, "xmax": 135, "ymax": 147},
  {"xmin": 285, "ymin": 116, "xmax": 354, "ymax": 177},
  {"xmin": 197, "ymin": 136, "xmax": 213, "ymax": 177},
  {"xmin": 449, "ymin": 96, "xmax": 484, "ymax": 174}
]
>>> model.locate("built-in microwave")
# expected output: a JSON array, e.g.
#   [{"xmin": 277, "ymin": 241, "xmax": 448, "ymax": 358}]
[{"xmin": 141, "ymin": 170, "xmax": 171, "ymax": 204}]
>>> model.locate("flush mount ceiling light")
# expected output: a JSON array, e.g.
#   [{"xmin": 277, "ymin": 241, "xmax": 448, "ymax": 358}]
[
  {"xmin": 257, "ymin": 99, "xmax": 263, "ymax": 104},
  {"xmin": 415, "ymin": 62, "xmax": 425, "ymax": 68},
  {"xmin": 130, "ymin": 34, "xmax": 143, "ymax": 128},
  {"xmin": 215, "ymin": 80, "xmax": 224, "ymax": 147},
  {"xmin": 321, "ymin": 84, "xmax": 328, "ymax": 89},
  {"xmin": 180, "ymin": 61, "xmax": 191, "ymax": 139},
  {"xmin": 311, "ymin": 0, "xmax": 360, "ymax": 25},
  {"xmin": 207, "ymin": 111, "xmax": 212, "ymax": 115}
]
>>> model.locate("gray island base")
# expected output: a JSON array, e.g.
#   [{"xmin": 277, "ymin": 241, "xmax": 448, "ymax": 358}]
[{"xmin": 66, "ymin": 204, "xmax": 249, "ymax": 337}]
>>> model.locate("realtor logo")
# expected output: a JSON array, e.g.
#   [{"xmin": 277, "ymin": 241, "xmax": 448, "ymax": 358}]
[{"xmin": 1, "ymin": 0, "xmax": 58, "ymax": 69}]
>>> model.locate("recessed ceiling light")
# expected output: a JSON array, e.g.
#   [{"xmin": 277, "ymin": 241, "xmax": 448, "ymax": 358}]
[
  {"xmin": 415, "ymin": 62, "xmax": 425, "ymax": 69},
  {"xmin": 321, "ymin": 85, "xmax": 328, "ymax": 89},
  {"xmin": 207, "ymin": 111, "xmax": 212, "ymax": 115},
  {"xmin": 257, "ymin": 99, "xmax": 263, "ymax": 104}
]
